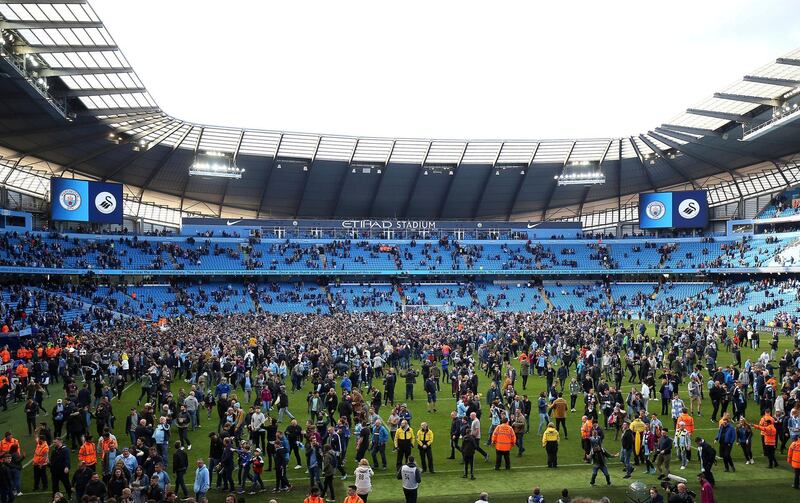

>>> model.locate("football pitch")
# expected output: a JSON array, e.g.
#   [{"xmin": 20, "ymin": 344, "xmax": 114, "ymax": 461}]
[{"xmin": 2, "ymin": 322, "xmax": 798, "ymax": 503}]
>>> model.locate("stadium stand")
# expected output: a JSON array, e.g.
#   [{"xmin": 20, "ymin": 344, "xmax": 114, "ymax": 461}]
[{"xmin": 1, "ymin": 3, "xmax": 800, "ymax": 502}]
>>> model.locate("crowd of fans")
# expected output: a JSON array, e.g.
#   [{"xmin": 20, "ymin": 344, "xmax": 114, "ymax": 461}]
[
  {"xmin": 0, "ymin": 308, "xmax": 797, "ymax": 503},
  {"xmin": 0, "ymin": 231, "xmax": 791, "ymax": 273}
]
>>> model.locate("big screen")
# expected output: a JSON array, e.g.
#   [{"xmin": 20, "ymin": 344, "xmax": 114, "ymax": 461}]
[
  {"xmin": 639, "ymin": 190, "xmax": 708, "ymax": 229},
  {"xmin": 50, "ymin": 178, "xmax": 123, "ymax": 224}
]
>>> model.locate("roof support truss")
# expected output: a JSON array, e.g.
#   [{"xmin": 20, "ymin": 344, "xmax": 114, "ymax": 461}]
[
  {"xmin": 218, "ymin": 130, "xmax": 245, "ymax": 216},
  {"xmin": 647, "ymin": 130, "xmax": 743, "ymax": 197},
  {"xmin": 436, "ymin": 143, "xmax": 467, "ymax": 219},
  {"xmin": 39, "ymin": 67, "xmax": 133, "ymax": 77},
  {"xmin": 102, "ymin": 121, "xmax": 185, "ymax": 182},
  {"xmin": 401, "ymin": 141, "xmax": 431, "ymax": 219},
  {"xmin": 367, "ymin": 140, "xmax": 396, "ymax": 218},
  {"xmin": 629, "ymin": 137, "xmax": 658, "ymax": 193},
  {"xmin": 139, "ymin": 125, "xmax": 195, "ymax": 195},
  {"xmin": 651, "ymin": 127, "xmax": 775, "ymax": 164},
  {"xmin": 13, "ymin": 45, "xmax": 117, "ymax": 54},
  {"xmin": 332, "ymin": 139, "xmax": 359, "ymax": 216},
  {"xmin": 637, "ymin": 134, "xmax": 700, "ymax": 189},
  {"xmin": 713, "ymin": 92, "xmax": 781, "ymax": 107},
  {"xmin": 51, "ymin": 87, "xmax": 147, "ymax": 98},
  {"xmin": 78, "ymin": 107, "xmax": 160, "ymax": 116},
  {"xmin": 0, "ymin": 20, "xmax": 102, "ymax": 30},
  {"xmin": 506, "ymin": 143, "xmax": 539, "ymax": 221},
  {"xmin": 1, "ymin": 113, "xmax": 163, "ymax": 160},
  {"xmin": 540, "ymin": 141, "xmax": 576, "ymax": 220},
  {"xmin": 660, "ymin": 124, "xmax": 720, "ymax": 137},
  {"xmin": 292, "ymin": 137, "xmax": 321, "ymax": 218},
  {"xmin": 256, "ymin": 134, "xmax": 283, "ymax": 218},
  {"xmin": 685, "ymin": 108, "xmax": 751, "ymax": 123},
  {"xmin": 578, "ymin": 140, "xmax": 612, "ymax": 215},
  {"xmin": 742, "ymin": 75, "xmax": 800, "ymax": 87},
  {"xmin": 776, "ymin": 57, "xmax": 800, "ymax": 67}
]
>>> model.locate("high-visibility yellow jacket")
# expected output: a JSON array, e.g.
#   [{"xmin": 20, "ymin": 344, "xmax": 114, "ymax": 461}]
[
  {"xmin": 394, "ymin": 427, "xmax": 415, "ymax": 448},
  {"xmin": 542, "ymin": 427, "xmax": 559, "ymax": 446},
  {"xmin": 416, "ymin": 429, "xmax": 434, "ymax": 447}
]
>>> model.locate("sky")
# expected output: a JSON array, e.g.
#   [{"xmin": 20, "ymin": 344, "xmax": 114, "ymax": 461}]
[{"xmin": 91, "ymin": 0, "xmax": 800, "ymax": 140}]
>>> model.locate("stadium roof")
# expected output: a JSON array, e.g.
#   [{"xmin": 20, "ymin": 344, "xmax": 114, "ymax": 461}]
[{"xmin": 0, "ymin": 0, "xmax": 799, "ymax": 222}]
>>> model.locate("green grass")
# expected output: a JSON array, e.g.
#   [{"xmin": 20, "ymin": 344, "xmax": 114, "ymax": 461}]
[{"xmin": 3, "ymin": 321, "xmax": 799, "ymax": 503}]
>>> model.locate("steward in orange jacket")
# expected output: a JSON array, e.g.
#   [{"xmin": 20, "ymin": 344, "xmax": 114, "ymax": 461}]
[
  {"xmin": 491, "ymin": 418, "xmax": 517, "ymax": 470},
  {"xmin": 78, "ymin": 436, "xmax": 98, "ymax": 469},
  {"xmin": 751, "ymin": 418, "xmax": 779, "ymax": 468},
  {"xmin": 788, "ymin": 438, "xmax": 800, "ymax": 489},
  {"xmin": 491, "ymin": 420, "xmax": 517, "ymax": 452},
  {"xmin": 0, "ymin": 432, "xmax": 20, "ymax": 456},
  {"xmin": 33, "ymin": 437, "xmax": 49, "ymax": 490}
]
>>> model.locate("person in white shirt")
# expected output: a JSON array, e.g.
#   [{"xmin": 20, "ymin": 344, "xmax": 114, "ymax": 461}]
[
  {"xmin": 354, "ymin": 459, "xmax": 374, "ymax": 501},
  {"xmin": 640, "ymin": 383, "xmax": 650, "ymax": 413},
  {"xmin": 250, "ymin": 409, "xmax": 266, "ymax": 450},
  {"xmin": 474, "ymin": 492, "xmax": 489, "ymax": 503}
]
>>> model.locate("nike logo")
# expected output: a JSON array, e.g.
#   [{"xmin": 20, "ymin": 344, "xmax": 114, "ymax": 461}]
[
  {"xmin": 226, "ymin": 220, "xmax": 243, "ymax": 226},
  {"xmin": 526, "ymin": 223, "xmax": 538, "ymax": 229}
]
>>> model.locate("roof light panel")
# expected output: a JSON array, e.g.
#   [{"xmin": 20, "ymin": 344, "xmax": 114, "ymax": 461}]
[
  {"xmin": 7, "ymin": 4, "xmax": 32, "ymax": 20},
  {"xmin": 53, "ymin": 4, "xmax": 77, "ymax": 22},
  {"xmin": 239, "ymin": 130, "xmax": 282, "ymax": 156},
  {"xmin": 316, "ymin": 136, "xmax": 357, "ymax": 161},
  {"xmin": 388, "ymin": 139, "xmax": 430, "ymax": 164},
  {"xmin": 426, "ymin": 141, "xmax": 465, "ymax": 165},
  {"xmin": 0, "ymin": 5, "xmax": 18, "ymax": 20},
  {"xmin": 24, "ymin": 4, "xmax": 50, "ymax": 21},
  {"xmin": 496, "ymin": 142, "xmax": 538, "ymax": 164},
  {"xmin": 570, "ymin": 140, "xmax": 612, "ymax": 162},
  {"xmin": 37, "ymin": 4, "xmax": 61, "ymax": 20},
  {"xmin": 532, "ymin": 141, "xmax": 574, "ymax": 164},
  {"xmin": 276, "ymin": 134, "xmax": 321, "ymax": 159},
  {"xmin": 642, "ymin": 135, "xmax": 671, "ymax": 151},
  {"xmin": 63, "ymin": 28, "xmax": 86, "ymax": 44},
  {"xmin": 666, "ymin": 112, "xmax": 727, "ymax": 131},
  {"xmin": 725, "ymin": 80, "xmax": 788, "ymax": 98},
  {"xmin": 460, "ymin": 141, "xmax": 502, "ymax": 165},
  {"xmin": 198, "ymin": 127, "xmax": 242, "ymax": 154},
  {"xmin": 694, "ymin": 97, "xmax": 759, "ymax": 115},
  {"xmin": 40, "ymin": 29, "xmax": 66, "ymax": 44},
  {"xmin": 351, "ymin": 138, "xmax": 394, "ymax": 163},
  {"xmin": 752, "ymin": 61, "xmax": 800, "ymax": 81},
  {"xmin": 17, "ymin": 28, "xmax": 43, "ymax": 44},
  {"xmin": 68, "ymin": 3, "xmax": 95, "ymax": 22}
]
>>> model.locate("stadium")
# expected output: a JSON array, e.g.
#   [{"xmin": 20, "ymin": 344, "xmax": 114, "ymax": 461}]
[{"xmin": 0, "ymin": 1, "xmax": 799, "ymax": 503}]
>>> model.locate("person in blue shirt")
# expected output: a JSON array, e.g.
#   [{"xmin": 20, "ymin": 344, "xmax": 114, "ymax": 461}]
[
  {"xmin": 398, "ymin": 404, "xmax": 412, "ymax": 426},
  {"xmin": 151, "ymin": 463, "xmax": 171, "ymax": 491},
  {"xmin": 371, "ymin": 419, "xmax": 389, "ymax": 469},
  {"xmin": 194, "ymin": 458, "xmax": 210, "ymax": 501},
  {"xmin": 341, "ymin": 376, "xmax": 352, "ymax": 394},
  {"xmin": 537, "ymin": 392, "xmax": 550, "ymax": 434},
  {"xmin": 715, "ymin": 417, "xmax": 736, "ymax": 472},
  {"xmin": 215, "ymin": 378, "xmax": 231, "ymax": 397}
]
